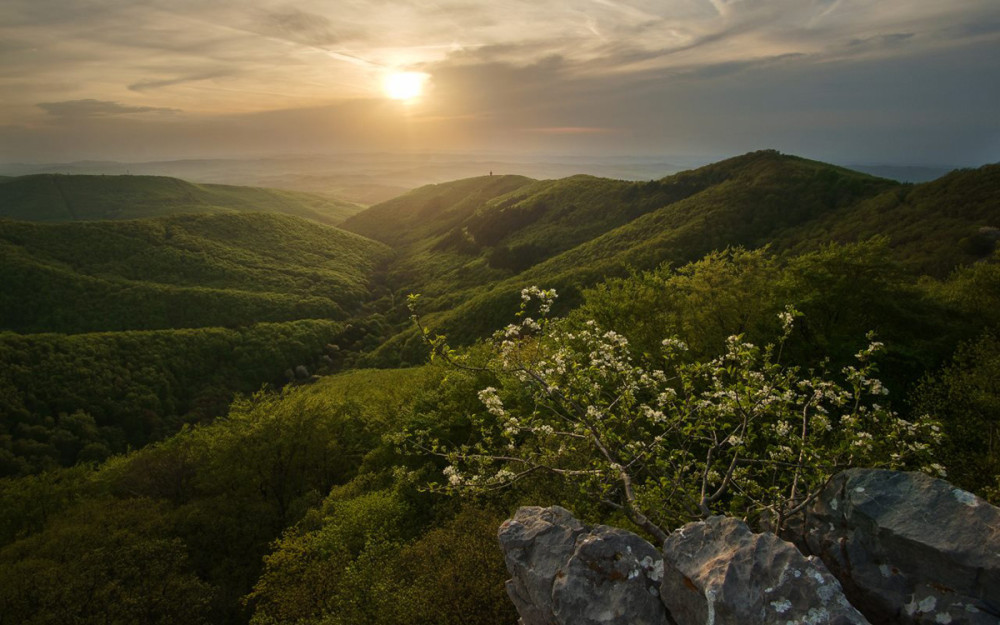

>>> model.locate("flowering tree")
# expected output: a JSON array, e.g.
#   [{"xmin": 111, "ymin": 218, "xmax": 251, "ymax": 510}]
[{"xmin": 409, "ymin": 288, "xmax": 942, "ymax": 541}]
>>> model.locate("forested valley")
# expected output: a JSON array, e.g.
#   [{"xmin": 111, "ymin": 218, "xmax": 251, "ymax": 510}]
[{"xmin": 1, "ymin": 150, "xmax": 998, "ymax": 624}]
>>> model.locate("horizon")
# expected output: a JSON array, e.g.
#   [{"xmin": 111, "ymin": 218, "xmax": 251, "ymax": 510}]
[
  {"xmin": 2, "ymin": 1, "xmax": 998, "ymax": 167},
  {"xmin": 0, "ymin": 147, "xmax": 985, "ymax": 169},
  {"xmin": 0, "ymin": 150, "xmax": 972, "ymax": 195}
]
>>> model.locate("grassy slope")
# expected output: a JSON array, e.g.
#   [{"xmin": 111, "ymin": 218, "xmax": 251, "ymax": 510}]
[
  {"xmin": 0, "ymin": 174, "xmax": 365, "ymax": 225},
  {"xmin": 0, "ymin": 213, "xmax": 391, "ymax": 333}
]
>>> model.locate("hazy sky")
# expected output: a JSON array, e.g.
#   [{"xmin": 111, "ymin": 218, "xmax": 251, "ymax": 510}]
[{"xmin": 2, "ymin": 0, "xmax": 998, "ymax": 165}]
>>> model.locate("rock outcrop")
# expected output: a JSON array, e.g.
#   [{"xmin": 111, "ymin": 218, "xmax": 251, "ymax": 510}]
[
  {"xmin": 795, "ymin": 469, "xmax": 1000, "ymax": 625},
  {"xmin": 499, "ymin": 470, "xmax": 1000, "ymax": 625},
  {"xmin": 661, "ymin": 515, "xmax": 869, "ymax": 625},
  {"xmin": 497, "ymin": 506, "xmax": 669, "ymax": 625}
]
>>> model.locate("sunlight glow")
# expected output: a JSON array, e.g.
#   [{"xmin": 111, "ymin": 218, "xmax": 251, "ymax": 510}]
[{"xmin": 383, "ymin": 72, "xmax": 428, "ymax": 101}]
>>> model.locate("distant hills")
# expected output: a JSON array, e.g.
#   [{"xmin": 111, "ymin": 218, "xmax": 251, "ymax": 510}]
[
  {"xmin": 0, "ymin": 174, "xmax": 364, "ymax": 225},
  {"xmin": 2, "ymin": 153, "xmax": 994, "ymax": 343},
  {"xmin": 0, "ymin": 153, "xmax": 691, "ymax": 205},
  {"xmin": 0, "ymin": 154, "xmax": 958, "ymax": 205}
]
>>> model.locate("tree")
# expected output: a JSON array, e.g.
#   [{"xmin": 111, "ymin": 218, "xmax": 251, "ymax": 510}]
[
  {"xmin": 409, "ymin": 287, "xmax": 942, "ymax": 540},
  {"xmin": 913, "ymin": 332, "xmax": 1000, "ymax": 500},
  {"xmin": 0, "ymin": 498, "xmax": 214, "ymax": 625}
]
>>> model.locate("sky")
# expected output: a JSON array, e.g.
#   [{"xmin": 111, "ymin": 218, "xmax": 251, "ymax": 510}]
[{"xmin": 1, "ymin": 0, "xmax": 998, "ymax": 165}]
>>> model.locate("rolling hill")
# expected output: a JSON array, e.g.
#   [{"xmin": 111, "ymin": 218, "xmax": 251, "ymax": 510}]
[
  {"xmin": 0, "ymin": 151, "xmax": 996, "ymax": 468},
  {"xmin": 0, "ymin": 212, "xmax": 391, "ymax": 334},
  {"xmin": 340, "ymin": 151, "xmax": 998, "ymax": 359},
  {"xmin": 0, "ymin": 174, "xmax": 365, "ymax": 225}
]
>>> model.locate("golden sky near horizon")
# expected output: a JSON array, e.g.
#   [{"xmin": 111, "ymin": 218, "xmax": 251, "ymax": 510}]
[{"xmin": 1, "ymin": 0, "xmax": 998, "ymax": 163}]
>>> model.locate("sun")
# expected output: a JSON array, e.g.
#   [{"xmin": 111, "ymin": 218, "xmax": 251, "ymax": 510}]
[{"xmin": 383, "ymin": 71, "xmax": 428, "ymax": 101}]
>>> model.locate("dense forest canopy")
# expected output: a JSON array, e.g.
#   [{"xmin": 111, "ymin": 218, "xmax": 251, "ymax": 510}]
[{"xmin": 0, "ymin": 151, "xmax": 997, "ymax": 625}]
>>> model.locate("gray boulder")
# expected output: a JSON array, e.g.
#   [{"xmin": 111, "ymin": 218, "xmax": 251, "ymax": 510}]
[
  {"xmin": 498, "ymin": 506, "xmax": 669, "ymax": 625},
  {"xmin": 498, "ymin": 506, "xmax": 586, "ymax": 625},
  {"xmin": 661, "ymin": 515, "xmax": 869, "ymax": 625},
  {"xmin": 796, "ymin": 469, "xmax": 1000, "ymax": 625}
]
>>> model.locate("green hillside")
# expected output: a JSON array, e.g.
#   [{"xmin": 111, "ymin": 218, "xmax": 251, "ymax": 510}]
[
  {"xmin": 2, "ymin": 242, "xmax": 998, "ymax": 624},
  {"xmin": 348, "ymin": 152, "xmax": 1000, "ymax": 360},
  {"xmin": 0, "ymin": 212, "xmax": 391, "ymax": 333},
  {"xmin": 341, "ymin": 170, "xmax": 733, "ymax": 298},
  {"xmin": 340, "ymin": 174, "xmax": 536, "ymax": 246},
  {"xmin": 0, "ymin": 174, "xmax": 365, "ymax": 224},
  {"xmin": 0, "ymin": 151, "xmax": 998, "ymax": 625},
  {"xmin": 353, "ymin": 152, "xmax": 893, "ymax": 352}
]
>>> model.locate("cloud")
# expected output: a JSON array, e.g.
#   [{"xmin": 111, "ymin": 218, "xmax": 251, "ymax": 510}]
[
  {"xmin": 254, "ymin": 7, "xmax": 344, "ymax": 47},
  {"xmin": 522, "ymin": 127, "xmax": 616, "ymax": 135},
  {"xmin": 949, "ymin": 18, "xmax": 1000, "ymax": 38},
  {"xmin": 128, "ymin": 72, "xmax": 232, "ymax": 92},
  {"xmin": 37, "ymin": 99, "xmax": 181, "ymax": 117},
  {"xmin": 848, "ymin": 32, "xmax": 916, "ymax": 48},
  {"xmin": 680, "ymin": 53, "xmax": 807, "ymax": 80}
]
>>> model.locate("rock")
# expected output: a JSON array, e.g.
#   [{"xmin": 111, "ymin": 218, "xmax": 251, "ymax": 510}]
[
  {"xmin": 795, "ymin": 469, "xmax": 1000, "ymax": 625},
  {"xmin": 498, "ymin": 506, "xmax": 669, "ymax": 625},
  {"xmin": 552, "ymin": 524, "xmax": 668, "ymax": 625},
  {"xmin": 661, "ymin": 515, "xmax": 869, "ymax": 625},
  {"xmin": 498, "ymin": 506, "xmax": 586, "ymax": 625}
]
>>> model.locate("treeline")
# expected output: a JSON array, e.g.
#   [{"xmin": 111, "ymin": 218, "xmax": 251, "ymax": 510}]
[
  {"xmin": 0, "ymin": 319, "xmax": 346, "ymax": 477},
  {"xmin": 782, "ymin": 163, "xmax": 1000, "ymax": 277}
]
